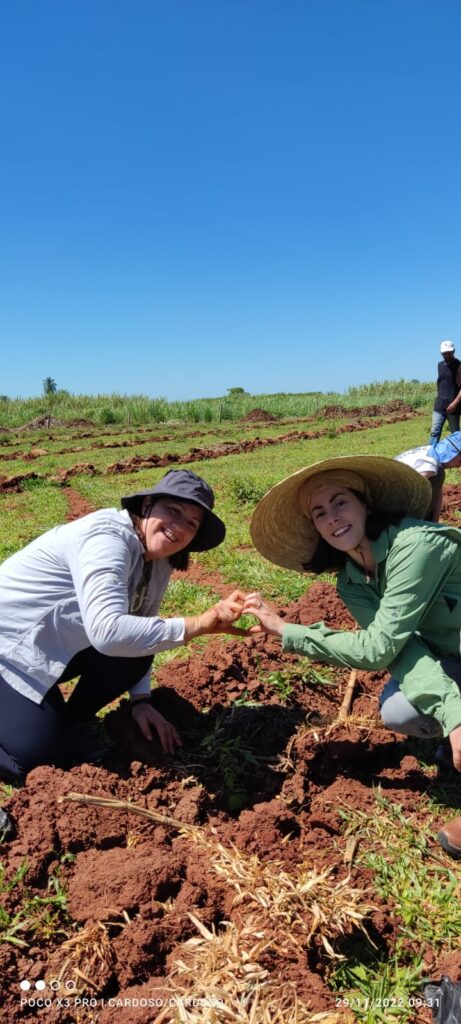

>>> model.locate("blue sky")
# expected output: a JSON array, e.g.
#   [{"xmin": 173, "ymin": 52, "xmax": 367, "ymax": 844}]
[{"xmin": 1, "ymin": 0, "xmax": 461, "ymax": 400}]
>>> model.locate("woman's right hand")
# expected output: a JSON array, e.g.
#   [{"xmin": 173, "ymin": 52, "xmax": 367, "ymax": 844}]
[{"xmin": 131, "ymin": 702, "xmax": 182, "ymax": 754}]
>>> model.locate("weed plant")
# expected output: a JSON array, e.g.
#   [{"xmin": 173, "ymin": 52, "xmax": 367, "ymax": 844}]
[
  {"xmin": 196, "ymin": 718, "xmax": 261, "ymax": 811},
  {"xmin": 0, "ymin": 857, "xmax": 72, "ymax": 948},
  {"xmin": 265, "ymin": 662, "xmax": 336, "ymax": 702}
]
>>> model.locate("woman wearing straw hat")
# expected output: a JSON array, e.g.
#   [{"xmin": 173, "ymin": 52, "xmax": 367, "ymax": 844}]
[
  {"xmin": 244, "ymin": 456, "xmax": 461, "ymax": 857},
  {"xmin": 0, "ymin": 469, "xmax": 246, "ymax": 788}
]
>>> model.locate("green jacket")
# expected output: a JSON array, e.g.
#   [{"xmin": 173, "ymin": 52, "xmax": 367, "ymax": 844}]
[{"xmin": 282, "ymin": 518, "xmax": 461, "ymax": 736}]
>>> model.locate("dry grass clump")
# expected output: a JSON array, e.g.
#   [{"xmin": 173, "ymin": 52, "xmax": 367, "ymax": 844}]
[
  {"xmin": 196, "ymin": 832, "xmax": 369, "ymax": 957},
  {"xmin": 156, "ymin": 914, "xmax": 355, "ymax": 1024},
  {"xmin": 46, "ymin": 919, "xmax": 115, "ymax": 994},
  {"xmin": 158, "ymin": 832, "xmax": 366, "ymax": 1023}
]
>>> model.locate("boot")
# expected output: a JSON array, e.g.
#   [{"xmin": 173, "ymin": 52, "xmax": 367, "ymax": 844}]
[
  {"xmin": 0, "ymin": 808, "xmax": 15, "ymax": 841},
  {"xmin": 434, "ymin": 739, "xmax": 455, "ymax": 771},
  {"xmin": 438, "ymin": 815, "xmax": 461, "ymax": 858}
]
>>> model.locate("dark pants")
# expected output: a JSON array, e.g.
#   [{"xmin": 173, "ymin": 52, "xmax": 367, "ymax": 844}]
[{"xmin": 0, "ymin": 649, "xmax": 153, "ymax": 781}]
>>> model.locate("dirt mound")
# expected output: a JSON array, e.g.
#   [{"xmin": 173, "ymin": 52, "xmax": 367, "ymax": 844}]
[
  {"xmin": 16, "ymin": 415, "xmax": 66, "ymax": 431},
  {"xmin": 322, "ymin": 399, "xmax": 414, "ymax": 418},
  {"xmin": 0, "ymin": 471, "xmax": 40, "ymax": 493},
  {"xmin": 65, "ymin": 418, "xmax": 95, "ymax": 427},
  {"xmin": 239, "ymin": 407, "xmax": 277, "ymax": 422},
  {"xmin": 440, "ymin": 483, "xmax": 461, "ymax": 525}
]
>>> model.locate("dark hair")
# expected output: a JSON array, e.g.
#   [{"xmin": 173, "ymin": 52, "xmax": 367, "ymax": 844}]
[
  {"xmin": 168, "ymin": 549, "xmax": 190, "ymax": 572},
  {"xmin": 302, "ymin": 490, "xmax": 406, "ymax": 574}
]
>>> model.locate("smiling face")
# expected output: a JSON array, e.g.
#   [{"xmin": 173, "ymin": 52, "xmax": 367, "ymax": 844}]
[
  {"xmin": 303, "ymin": 483, "xmax": 368, "ymax": 553},
  {"xmin": 140, "ymin": 497, "xmax": 204, "ymax": 561}
]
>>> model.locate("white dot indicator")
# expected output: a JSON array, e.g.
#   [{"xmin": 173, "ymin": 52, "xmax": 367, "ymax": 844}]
[
  {"xmin": 20, "ymin": 980, "xmax": 31, "ymax": 991},
  {"xmin": 35, "ymin": 980, "xmax": 46, "ymax": 991}
]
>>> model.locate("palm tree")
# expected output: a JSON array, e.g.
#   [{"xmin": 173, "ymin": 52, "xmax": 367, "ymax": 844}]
[{"xmin": 42, "ymin": 377, "xmax": 57, "ymax": 396}]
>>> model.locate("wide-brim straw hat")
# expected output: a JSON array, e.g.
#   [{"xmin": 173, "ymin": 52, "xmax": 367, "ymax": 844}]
[{"xmin": 250, "ymin": 456, "xmax": 432, "ymax": 572}]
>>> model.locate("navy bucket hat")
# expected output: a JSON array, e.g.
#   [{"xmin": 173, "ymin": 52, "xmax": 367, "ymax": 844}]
[{"xmin": 121, "ymin": 469, "xmax": 226, "ymax": 552}]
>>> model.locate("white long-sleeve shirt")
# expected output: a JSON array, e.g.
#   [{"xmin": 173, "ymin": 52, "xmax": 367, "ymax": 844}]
[{"xmin": 0, "ymin": 508, "xmax": 185, "ymax": 704}]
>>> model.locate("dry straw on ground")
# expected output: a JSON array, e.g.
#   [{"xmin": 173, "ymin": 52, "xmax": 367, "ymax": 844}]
[
  {"xmin": 57, "ymin": 793, "xmax": 370, "ymax": 1021},
  {"xmin": 155, "ymin": 915, "xmax": 354, "ymax": 1023}
]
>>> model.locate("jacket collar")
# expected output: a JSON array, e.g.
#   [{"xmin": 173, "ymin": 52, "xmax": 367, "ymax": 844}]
[{"xmin": 343, "ymin": 524, "xmax": 396, "ymax": 582}]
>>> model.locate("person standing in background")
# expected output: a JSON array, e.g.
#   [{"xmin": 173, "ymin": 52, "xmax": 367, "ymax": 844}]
[{"xmin": 429, "ymin": 340, "xmax": 461, "ymax": 445}]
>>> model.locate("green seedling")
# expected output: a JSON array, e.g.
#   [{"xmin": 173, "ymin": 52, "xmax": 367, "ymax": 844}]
[
  {"xmin": 198, "ymin": 721, "xmax": 261, "ymax": 811},
  {"xmin": 0, "ymin": 857, "xmax": 72, "ymax": 949},
  {"xmin": 230, "ymin": 689, "xmax": 259, "ymax": 707},
  {"xmin": 266, "ymin": 671, "xmax": 294, "ymax": 701}
]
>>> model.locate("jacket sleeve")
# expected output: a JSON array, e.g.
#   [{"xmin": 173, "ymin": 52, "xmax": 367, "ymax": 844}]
[
  {"xmin": 128, "ymin": 668, "xmax": 152, "ymax": 699},
  {"xmin": 282, "ymin": 530, "xmax": 461, "ymax": 735},
  {"xmin": 68, "ymin": 525, "xmax": 186, "ymax": 657}
]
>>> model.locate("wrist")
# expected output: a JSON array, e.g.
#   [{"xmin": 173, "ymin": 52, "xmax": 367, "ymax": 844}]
[
  {"xmin": 131, "ymin": 696, "xmax": 152, "ymax": 708},
  {"xmin": 185, "ymin": 606, "xmax": 218, "ymax": 640}
]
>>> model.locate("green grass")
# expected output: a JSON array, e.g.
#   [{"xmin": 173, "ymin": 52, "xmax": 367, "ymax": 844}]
[
  {"xmin": 0, "ymin": 856, "xmax": 72, "ymax": 948},
  {"xmin": 0, "ymin": 483, "xmax": 68, "ymax": 560},
  {"xmin": 330, "ymin": 791, "xmax": 461, "ymax": 1021}
]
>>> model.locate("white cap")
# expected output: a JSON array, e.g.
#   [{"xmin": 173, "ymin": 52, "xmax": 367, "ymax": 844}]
[{"xmin": 440, "ymin": 339, "xmax": 455, "ymax": 353}]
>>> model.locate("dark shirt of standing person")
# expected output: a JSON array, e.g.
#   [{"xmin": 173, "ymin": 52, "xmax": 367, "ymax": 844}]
[{"xmin": 429, "ymin": 340, "xmax": 461, "ymax": 445}]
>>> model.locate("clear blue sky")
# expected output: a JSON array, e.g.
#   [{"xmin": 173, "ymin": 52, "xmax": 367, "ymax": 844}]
[{"xmin": 1, "ymin": 0, "xmax": 461, "ymax": 400}]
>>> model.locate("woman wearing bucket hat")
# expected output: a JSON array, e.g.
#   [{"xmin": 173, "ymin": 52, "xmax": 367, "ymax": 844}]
[
  {"xmin": 394, "ymin": 431, "xmax": 461, "ymax": 522},
  {"xmin": 0, "ymin": 469, "xmax": 246, "ymax": 788},
  {"xmin": 244, "ymin": 456, "xmax": 461, "ymax": 857}
]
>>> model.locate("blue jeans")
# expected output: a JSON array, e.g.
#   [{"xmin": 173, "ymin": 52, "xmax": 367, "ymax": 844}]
[
  {"xmin": 429, "ymin": 409, "xmax": 460, "ymax": 445},
  {"xmin": 379, "ymin": 658, "xmax": 461, "ymax": 738}
]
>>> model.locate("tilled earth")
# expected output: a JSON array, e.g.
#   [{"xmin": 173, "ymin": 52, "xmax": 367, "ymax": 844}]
[
  {"xmin": 0, "ymin": 406, "xmax": 420, "ymax": 491},
  {"xmin": 0, "ymin": 485, "xmax": 461, "ymax": 1023}
]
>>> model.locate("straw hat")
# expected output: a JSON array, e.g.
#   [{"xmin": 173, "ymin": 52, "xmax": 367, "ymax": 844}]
[{"xmin": 250, "ymin": 456, "xmax": 432, "ymax": 572}]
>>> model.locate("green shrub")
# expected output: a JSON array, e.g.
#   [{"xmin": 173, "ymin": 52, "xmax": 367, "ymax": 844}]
[
  {"xmin": 229, "ymin": 476, "xmax": 268, "ymax": 507},
  {"xmin": 147, "ymin": 399, "xmax": 169, "ymax": 422},
  {"xmin": 98, "ymin": 406, "xmax": 118, "ymax": 425}
]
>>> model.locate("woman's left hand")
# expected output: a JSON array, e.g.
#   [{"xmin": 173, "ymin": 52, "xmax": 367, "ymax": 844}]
[
  {"xmin": 184, "ymin": 590, "xmax": 249, "ymax": 640},
  {"xmin": 243, "ymin": 592, "xmax": 285, "ymax": 637},
  {"xmin": 131, "ymin": 703, "xmax": 182, "ymax": 754}
]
